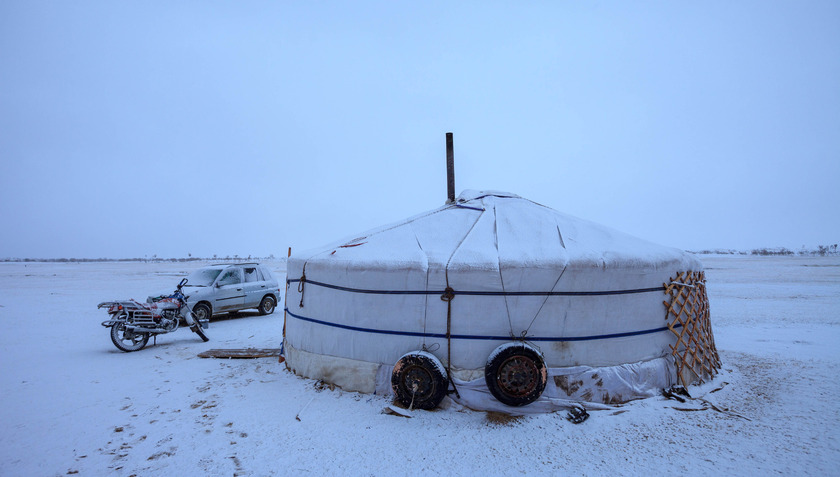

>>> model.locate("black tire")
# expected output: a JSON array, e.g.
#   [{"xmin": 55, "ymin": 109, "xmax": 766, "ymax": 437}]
[
  {"xmin": 391, "ymin": 352, "xmax": 449, "ymax": 410},
  {"xmin": 485, "ymin": 343, "xmax": 547, "ymax": 407},
  {"xmin": 110, "ymin": 321, "xmax": 149, "ymax": 352},
  {"xmin": 258, "ymin": 295, "xmax": 276, "ymax": 315},
  {"xmin": 191, "ymin": 323, "xmax": 209, "ymax": 342},
  {"xmin": 192, "ymin": 303, "xmax": 212, "ymax": 322}
]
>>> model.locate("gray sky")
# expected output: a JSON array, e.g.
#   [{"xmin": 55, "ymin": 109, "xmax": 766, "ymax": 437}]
[{"xmin": 1, "ymin": 1, "xmax": 838, "ymax": 259}]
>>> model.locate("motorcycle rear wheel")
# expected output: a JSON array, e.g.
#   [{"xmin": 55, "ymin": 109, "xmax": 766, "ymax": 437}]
[{"xmin": 110, "ymin": 322, "xmax": 150, "ymax": 352}]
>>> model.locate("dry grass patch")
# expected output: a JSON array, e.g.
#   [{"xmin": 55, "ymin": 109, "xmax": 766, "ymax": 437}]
[{"xmin": 485, "ymin": 411, "xmax": 524, "ymax": 426}]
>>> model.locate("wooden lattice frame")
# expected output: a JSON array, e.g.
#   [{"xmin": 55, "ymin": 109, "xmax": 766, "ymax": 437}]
[{"xmin": 664, "ymin": 271, "xmax": 721, "ymax": 386}]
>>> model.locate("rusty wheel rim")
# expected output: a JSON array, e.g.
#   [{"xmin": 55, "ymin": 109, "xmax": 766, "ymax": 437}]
[
  {"xmin": 496, "ymin": 355, "xmax": 540, "ymax": 397},
  {"xmin": 402, "ymin": 364, "xmax": 435, "ymax": 398}
]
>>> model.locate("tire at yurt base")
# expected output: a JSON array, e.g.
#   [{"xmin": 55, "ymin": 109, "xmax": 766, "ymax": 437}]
[
  {"xmin": 391, "ymin": 351, "xmax": 449, "ymax": 410},
  {"xmin": 485, "ymin": 343, "xmax": 548, "ymax": 407}
]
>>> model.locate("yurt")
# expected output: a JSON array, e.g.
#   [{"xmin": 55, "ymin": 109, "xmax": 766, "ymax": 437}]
[{"xmin": 284, "ymin": 190, "xmax": 720, "ymax": 413}]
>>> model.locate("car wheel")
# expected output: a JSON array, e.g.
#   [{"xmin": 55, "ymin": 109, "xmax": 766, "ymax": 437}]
[
  {"xmin": 192, "ymin": 303, "xmax": 212, "ymax": 322},
  {"xmin": 391, "ymin": 351, "xmax": 449, "ymax": 410},
  {"xmin": 485, "ymin": 343, "xmax": 547, "ymax": 407},
  {"xmin": 258, "ymin": 296, "xmax": 276, "ymax": 315}
]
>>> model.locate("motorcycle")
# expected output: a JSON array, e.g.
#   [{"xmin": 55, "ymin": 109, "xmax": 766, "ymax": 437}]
[{"xmin": 99, "ymin": 278, "xmax": 209, "ymax": 352}]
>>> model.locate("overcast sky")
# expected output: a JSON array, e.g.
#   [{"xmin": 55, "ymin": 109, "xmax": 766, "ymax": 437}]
[{"xmin": 1, "ymin": 1, "xmax": 838, "ymax": 259}]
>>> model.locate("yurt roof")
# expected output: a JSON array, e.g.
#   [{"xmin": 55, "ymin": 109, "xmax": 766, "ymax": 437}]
[{"xmin": 295, "ymin": 190, "xmax": 700, "ymax": 274}]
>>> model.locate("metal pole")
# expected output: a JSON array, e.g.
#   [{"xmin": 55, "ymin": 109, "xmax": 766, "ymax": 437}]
[{"xmin": 446, "ymin": 132, "xmax": 455, "ymax": 203}]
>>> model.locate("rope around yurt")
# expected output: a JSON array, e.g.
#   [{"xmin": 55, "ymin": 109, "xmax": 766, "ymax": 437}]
[{"xmin": 664, "ymin": 271, "xmax": 721, "ymax": 386}]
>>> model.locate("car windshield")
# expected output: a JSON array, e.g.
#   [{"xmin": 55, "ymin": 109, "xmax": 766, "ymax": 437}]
[{"xmin": 185, "ymin": 268, "xmax": 223, "ymax": 286}]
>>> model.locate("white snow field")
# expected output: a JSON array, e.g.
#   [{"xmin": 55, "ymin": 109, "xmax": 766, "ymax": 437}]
[{"xmin": 0, "ymin": 256, "xmax": 838, "ymax": 476}]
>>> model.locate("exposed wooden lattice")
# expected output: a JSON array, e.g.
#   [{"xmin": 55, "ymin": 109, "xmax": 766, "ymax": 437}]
[{"xmin": 664, "ymin": 271, "xmax": 721, "ymax": 386}]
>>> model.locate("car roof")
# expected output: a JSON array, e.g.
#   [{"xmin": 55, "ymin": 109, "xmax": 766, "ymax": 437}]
[
  {"xmin": 194, "ymin": 263, "xmax": 265, "ymax": 274},
  {"xmin": 204, "ymin": 262, "xmax": 261, "ymax": 267}
]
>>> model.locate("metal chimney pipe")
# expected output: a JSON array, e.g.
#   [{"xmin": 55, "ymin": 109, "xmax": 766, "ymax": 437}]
[{"xmin": 446, "ymin": 132, "xmax": 455, "ymax": 203}]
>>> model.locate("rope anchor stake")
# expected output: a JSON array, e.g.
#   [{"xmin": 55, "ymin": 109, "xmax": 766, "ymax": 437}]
[{"xmin": 440, "ymin": 286, "xmax": 460, "ymax": 399}]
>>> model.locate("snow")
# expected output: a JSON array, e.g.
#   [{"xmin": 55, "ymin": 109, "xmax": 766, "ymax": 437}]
[
  {"xmin": 396, "ymin": 350, "xmax": 448, "ymax": 379},
  {"xmin": 485, "ymin": 341, "xmax": 543, "ymax": 365},
  {"xmin": 1, "ymin": 256, "xmax": 838, "ymax": 475}
]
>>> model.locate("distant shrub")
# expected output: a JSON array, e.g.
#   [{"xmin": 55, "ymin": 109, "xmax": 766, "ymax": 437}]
[{"xmin": 750, "ymin": 248, "xmax": 794, "ymax": 256}]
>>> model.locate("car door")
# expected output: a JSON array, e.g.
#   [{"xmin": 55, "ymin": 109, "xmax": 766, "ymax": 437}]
[
  {"xmin": 213, "ymin": 267, "xmax": 245, "ymax": 311},
  {"xmin": 241, "ymin": 266, "xmax": 266, "ymax": 308}
]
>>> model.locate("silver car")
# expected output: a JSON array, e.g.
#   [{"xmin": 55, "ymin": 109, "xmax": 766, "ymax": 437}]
[{"xmin": 177, "ymin": 263, "xmax": 282, "ymax": 321}]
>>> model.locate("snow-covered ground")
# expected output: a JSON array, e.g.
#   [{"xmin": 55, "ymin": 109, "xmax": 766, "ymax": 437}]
[{"xmin": 1, "ymin": 256, "xmax": 838, "ymax": 475}]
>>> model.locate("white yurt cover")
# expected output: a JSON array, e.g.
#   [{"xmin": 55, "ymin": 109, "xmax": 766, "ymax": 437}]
[{"xmin": 284, "ymin": 190, "xmax": 703, "ymax": 413}]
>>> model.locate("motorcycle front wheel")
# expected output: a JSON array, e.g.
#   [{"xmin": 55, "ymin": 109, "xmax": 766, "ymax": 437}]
[
  {"xmin": 110, "ymin": 322, "xmax": 150, "ymax": 352},
  {"xmin": 190, "ymin": 323, "xmax": 209, "ymax": 342}
]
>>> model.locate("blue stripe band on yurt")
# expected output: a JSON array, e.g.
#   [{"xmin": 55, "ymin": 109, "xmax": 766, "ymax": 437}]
[
  {"xmin": 284, "ymin": 308, "xmax": 680, "ymax": 342},
  {"xmin": 287, "ymin": 278, "xmax": 665, "ymax": 296}
]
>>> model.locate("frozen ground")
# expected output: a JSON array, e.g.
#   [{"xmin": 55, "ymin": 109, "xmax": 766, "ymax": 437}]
[{"xmin": 0, "ymin": 256, "xmax": 838, "ymax": 476}]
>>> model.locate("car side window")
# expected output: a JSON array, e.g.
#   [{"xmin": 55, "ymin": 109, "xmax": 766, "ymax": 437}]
[
  {"xmin": 244, "ymin": 267, "xmax": 262, "ymax": 283},
  {"xmin": 217, "ymin": 268, "xmax": 242, "ymax": 286}
]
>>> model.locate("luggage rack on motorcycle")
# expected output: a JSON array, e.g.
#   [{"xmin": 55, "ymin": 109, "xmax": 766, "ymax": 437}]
[
  {"xmin": 98, "ymin": 300, "xmax": 157, "ymax": 325},
  {"xmin": 127, "ymin": 308, "xmax": 156, "ymax": 325}
]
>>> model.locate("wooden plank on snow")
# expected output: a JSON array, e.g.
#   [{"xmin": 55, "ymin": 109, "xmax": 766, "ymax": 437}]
[{"xmin": 197, "ymin": 348, "xmax": 283, "ymax": 359}]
